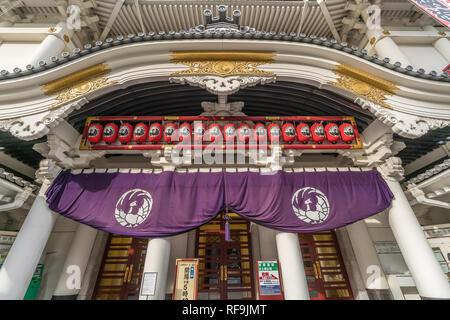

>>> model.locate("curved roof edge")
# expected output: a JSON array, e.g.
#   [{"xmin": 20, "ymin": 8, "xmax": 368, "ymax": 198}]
[{"xmin": 1, "ymin": 31, "xmax": 449, "ymax": 83}]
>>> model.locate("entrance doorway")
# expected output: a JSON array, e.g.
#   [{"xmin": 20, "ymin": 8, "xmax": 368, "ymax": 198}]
[
  {"xmin": 92, "ymin": 234, "xmax": 148, "ymax": 300},
  {"xmin": 195, "ymin": 212, "xmax": 255, "ymax": 300},
  {"xmin": 299, "ymin": 230, "xmax": 354, "ymax": 300}
]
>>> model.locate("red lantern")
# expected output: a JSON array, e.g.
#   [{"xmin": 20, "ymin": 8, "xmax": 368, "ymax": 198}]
[
  {"xmin": 133, "ymin": 123, "xmax": 148, "ymax": 144},
  {"xmin": 282, "ymin": 123, "xmax": 296, "ymax": 143},
  {"xmin": 296, "ymin": 123, "xmax": 311, "ymax": 144},
  {"xmin": 268, "ymin": 123, "xmax": 281, "ymax": 143},
  {"xmin": 118, "ymin": 123, "xmax": 133, "ymax": 144},
  {"xmin": 253, "ymin": 124, "xmax": 267, "ymax": 143},
  {"xmin": 311, "ymin": 123, "xmax": 325, "ymax": 144},
  {"xmin": 179, "ymin": 123, "xmax": 192, "ymax": 142},
  {"xmin": 163, "ymin": 123, "xmax": 176, "ymax": 143},
  {"xmin": 339, "ymin": 123, "xmax": 355, "ymax": 143},
  {"xmin": 193, "ymin": 123, "xmax": 207, "ymax": 142},
  {"xmin": 149, "ymin": 123, "xmax": 163, "ymax": 143},
  {"xmin": 87, "ymin": 123, "xmax": 103, "ymax": 144},
  {"xmin": 325, "ymin": 123, "xmax": 340, "ymax": 144},
  {"xmin": 102, "ymin": 123, "xmax": 118, "ymax": 144},
  {"xmin": 238, "ymin": 123, "xmax": 251, "ymax": 143},
  {"xmin": 208, "ymin": 123, "xmax": 222, "ymax": 142},
  {"xmin": 223, "ymin": 123, "xmax": 236, "ymax": 142}
]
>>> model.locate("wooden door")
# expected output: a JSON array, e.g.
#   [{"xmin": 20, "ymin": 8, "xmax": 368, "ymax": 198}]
[
  {"xmin": 92, "ymin": 234, "xmax": 148, "ymax": 300},
  {"xmin": 196, "ymin": 212, "xmax": 255, "ymax": 300},
  {"xmin": 299, "ymin": 230, "xmax": 354, "ymax": 300}
]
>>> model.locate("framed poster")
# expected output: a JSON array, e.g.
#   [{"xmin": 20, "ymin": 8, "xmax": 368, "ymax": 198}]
[
  {"xmin": 141, "ymin": 272, "xmax": 157, "ymax": 296},
  {"xmin": 172, "ymin": 258, "xmax": 199, "ymax": 300},
  {"xmin": 256, "ymin": 260, "xmax": 284, "ymax": 300}
]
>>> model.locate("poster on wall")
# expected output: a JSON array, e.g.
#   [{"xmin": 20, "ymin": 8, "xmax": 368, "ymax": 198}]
[
  {"xmin": 172, "ymin": 259, "xmax": 199, "ymax": 300},
  {"xmin": 409, "ymin": 0, "xmax": 450, "ymax": 28},
  {"xmin": 257, "ymin": 260, "xmax": 284, "ymax": 300},
  {"xmin": 141, "ymin": 272, "xmax": 157, "ymax": 296}
]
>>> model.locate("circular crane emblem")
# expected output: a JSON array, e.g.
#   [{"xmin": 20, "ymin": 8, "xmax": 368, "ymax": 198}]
[
  {"xmin": 115, "ymin": 189, "xmax": 153, "ymax": 228},
  {"xmin": 292, "ymin": 187, "xmax": 330, "ymax": 224}
]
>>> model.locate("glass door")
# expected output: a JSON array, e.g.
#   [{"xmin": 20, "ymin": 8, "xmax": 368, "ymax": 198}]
[
  {"xmin": 299, "ymin": 230, "xmax": 354, "ymax": 300},
  {"xmin": 92, "ymin": 234, "xmax": 148, "ymax": 300},
  {"xmin": 196, "ymin": 212, "xmax": 254, "ymax": 300}
]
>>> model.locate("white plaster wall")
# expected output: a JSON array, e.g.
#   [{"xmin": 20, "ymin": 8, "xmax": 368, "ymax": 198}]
[
  {"xmin": 165, "ymin": 232, "xmax": 188, "ymax": 296},
  {"xmin": 0, "ymin": 42, "xmax": 40, "ymax": 71},
  {"xmin": 365, "ymin": 210, "xmax": 396, "ymax": 242},
  {"xmin": 257, "ymin": 225, "xmax": 278, "ymax": 260},
  {"xmin": 398, "ymin": 44, "xmax": 448, "ymax": 72},
  {"xmin": 35, "ymin": 216, "xmax": 78, "ymax": 300}
]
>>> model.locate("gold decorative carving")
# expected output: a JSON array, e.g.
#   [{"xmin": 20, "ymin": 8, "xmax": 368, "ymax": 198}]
[
  {"xmin": 329, "ymin": 64, "xmax": 399, "ymax": 109},
  {"xmin": 382, "ymin": 30, "xmax": 391, "ymax": 35},
  {"xmin": 438, "ymin": 31, "xmax": 446, "ymax": 37},
  {"xmin": 42, "ymin": 63, "xmax": 116, "ymax": 110},
  {"xmin": 170, "ymin": 51, "xmax": 275, "ymax": 77}
]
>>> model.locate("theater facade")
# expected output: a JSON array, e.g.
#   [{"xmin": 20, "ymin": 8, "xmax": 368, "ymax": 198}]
[{"xmin": 0, "ymin": 2, "xmax": 449, "ymax": 300}]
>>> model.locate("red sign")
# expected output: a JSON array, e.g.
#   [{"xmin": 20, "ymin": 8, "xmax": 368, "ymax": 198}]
[{"xmin": 409, "ymin": 0, "xmax": 450, "ymax": 28}]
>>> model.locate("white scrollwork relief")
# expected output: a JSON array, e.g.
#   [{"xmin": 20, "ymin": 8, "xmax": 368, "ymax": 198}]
[
  {"xmin": 169, "ymin": 75, "xmax": 276, "ymax": 96},
  {"xmin": 355, "ymin": 97, "xmax": 449, "ymax": 139},
  {"xmin": 0, "ymin": 98, "xmax": 88, "ymax": 141}
]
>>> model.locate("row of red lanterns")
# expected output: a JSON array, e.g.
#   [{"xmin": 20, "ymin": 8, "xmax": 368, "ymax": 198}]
[{"xmin": 87, "ymin": 122, "xmax": 355, "ymax": 145}]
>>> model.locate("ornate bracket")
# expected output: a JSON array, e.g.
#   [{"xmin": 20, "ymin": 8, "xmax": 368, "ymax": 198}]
[
  {"xmin": 0, "ymin": 97, "xmax": 88, "ymax": 141},
  {"xmin": 170, "ymin": 75, "xmax": 275, "ymax": 96},
  {"xmin": 378, "ymin": 157, "xmax": 405, "ymax": 182},
  {"xmin": 169, "ymin": 51, "xmax": 276, "ymax": 96},
  {"xmin": 355, "ymin": 97, "xmax": 450, "ymax": 139}
]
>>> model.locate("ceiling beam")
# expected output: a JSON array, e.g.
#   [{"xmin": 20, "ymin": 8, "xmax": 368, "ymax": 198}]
[
  {"xmin": 0, "ymin": 152, "xmax": 36, "ymax": 179},
  {"xmin": 404, "ymin": 142, "xmax": 450, "ymax": 176},
  {"xmin": 99, "ymin": 0, "xmax": 125, "ymax": 41},
  {"xmin": 133, "ymin": 0, "xmax": 146, "ymax": 34},
  {"xmin": 317, "ymin": 0, "xmax": 341, "ymax": 42}
]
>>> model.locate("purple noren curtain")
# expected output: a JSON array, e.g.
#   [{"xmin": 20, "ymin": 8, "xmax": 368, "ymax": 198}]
[{"xmin": 46, "ymin": 169, "xmax": 393, "ymax": 238}]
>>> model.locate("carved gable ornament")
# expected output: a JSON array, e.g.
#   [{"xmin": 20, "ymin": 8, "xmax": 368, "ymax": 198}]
[
  {"xmin": 329, "ymin": 64, "xmax": 399, "ymax": 109},
  {"xmin": 169, "ymin": 51, "xmax": 276, "ymax": 95},
  {"xmin": 41, "ymin": 63, "xmax": 117, "ymax": 110}
]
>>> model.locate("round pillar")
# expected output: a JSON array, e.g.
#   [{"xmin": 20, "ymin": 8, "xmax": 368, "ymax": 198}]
[
  {"xmin": 52, "ymin": 223, "xmax": 98, "ymax": 298},
  {"xmin": 347, "ymin": 220, "xmax": 393, "ymax": 299},
  {"xmin": 366, "ymin": 29, "xmax": 412, "ymax": 67},
  {"xmin": 139, "ymin": 238, "xmax": 171, "ymax": 300},
  {"xmin": 27, "ymin": 22, "xmax": 73, "ymax": 68},
  {"xmin": 0, "ymin": 196, "xmax": 58, "ymax": 299},
  {"xmin": 423, "ymin": 26, "xmax": 450, "ymax": 63},
  {"xmin": 275, "ymin": 231, "xmax": 310, "ymax": 300},
  {"xmin": 387, "ymin": 179, "xmax": 450, "ymax": 299}
]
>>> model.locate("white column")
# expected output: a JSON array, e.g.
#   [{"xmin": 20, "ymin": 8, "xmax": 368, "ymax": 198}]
[
  {"xmin": 275, "ymin": 231, "xmax": 310, "ymax": 300},
  {"xmin": 386, "ymin": 179, "xmax": 450, "ymax": 299},
  {"xmin": 27, "ymin": 22, "xmax": 73, "ymax": 68},
  {"xmin": 366, "ymin": 29, "xmax": 412, "ymax": 67},
  {"xmin": 423, "ymin": 26, "xmax": 450, "ymax": 63},
  {"xmin": 52, "ymin": 223, "xmax": 98, "ymax": 297},
  {"xmin": 139, "ymin": 238, "xmax": 171, "ymax": 300},
  {"xmin": 250, "ymin": 223, "xmax": 261, "ymax": 300},
  {"xmin": 0, "ymin": 195, "xmax": 58, "ymax": 299},
  {"xmin": 347, "ymin": 220, "xmax": 392, "ymax": 299}
]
